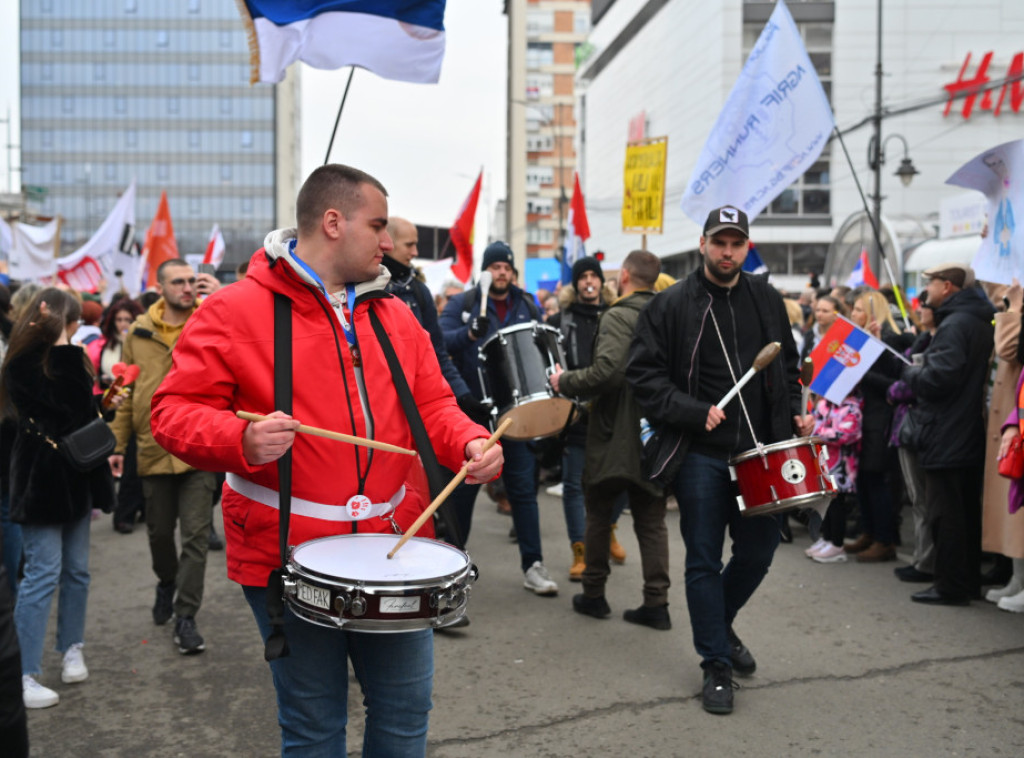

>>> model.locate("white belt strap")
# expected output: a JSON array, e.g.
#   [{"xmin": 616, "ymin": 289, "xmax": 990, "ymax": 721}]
[{"xmin": 226, "ymin": 473, "xmax": 404, "ymax": 522}]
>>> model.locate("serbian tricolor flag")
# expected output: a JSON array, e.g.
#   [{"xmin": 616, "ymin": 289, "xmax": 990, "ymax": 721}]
[
  {"xmin": 203, "ymin": 224, "xmax": 226, "ymax": 268},
  {"xmin": 561, "ymin": 172, "xmax": 591, "ymax": 286},
  {"xmin": 141, "ymin": 191, "xmax": 178, "ymax": 290},
  {"xmin": 809, "ymin": 316, "xmax": 886, "ymax": 403},
  {"xmin": 846, "ymin": 249, "xmax": 879, "ymax": 289},
  {"xmin": 449, "ymin": 170, "xmax": 482, "ymax": 283},
  {"xmin": 238, "ymin": 1, "xmax": 447, "ymax": 85}
]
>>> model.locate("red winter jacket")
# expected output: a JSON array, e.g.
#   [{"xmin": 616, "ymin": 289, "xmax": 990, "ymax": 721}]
[{"xmin": 151, "ymin": 232, "xmax": 490, "ymax": 586}]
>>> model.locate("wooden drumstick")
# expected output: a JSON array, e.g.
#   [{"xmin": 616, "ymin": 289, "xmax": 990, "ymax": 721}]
[
  {"xmin": 800, "ymin": 357, "xmax": 815, "ymax": 414},
  {"xmin": 236, "ymin": 411, "xmax": 416, "ymax": 456},
  {"xmin": 715, "ymin": 342, "xmax": 782, "ymax": 410},
  {"xmin": 388, "ymin": 417, "xmax": 513, "ymax": 559}
]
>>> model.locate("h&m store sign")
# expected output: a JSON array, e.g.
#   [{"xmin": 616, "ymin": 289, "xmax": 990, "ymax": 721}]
[{"xmin": 944, "ymin": 51, "xmax": 1023, "ymax": 118}]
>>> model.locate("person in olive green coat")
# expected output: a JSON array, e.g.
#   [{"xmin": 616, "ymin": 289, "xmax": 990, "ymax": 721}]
[{"xmin": 551, "ymin": 250, "xmax": 671, "ymax": 629}]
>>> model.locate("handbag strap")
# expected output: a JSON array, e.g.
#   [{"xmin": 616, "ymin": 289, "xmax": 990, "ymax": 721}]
[
  {"xmin": 264, "ymin": 292, "xmax": 293, "ymax": 662},
  {"xmin": 368, "ymin": 308, "xmax": 465, "ymax": 549}
]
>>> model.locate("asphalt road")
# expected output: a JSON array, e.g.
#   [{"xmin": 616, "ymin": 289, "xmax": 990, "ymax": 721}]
[{"xmin": 23, "ymin": 490, "xmax": 1024, "ymax": 757}]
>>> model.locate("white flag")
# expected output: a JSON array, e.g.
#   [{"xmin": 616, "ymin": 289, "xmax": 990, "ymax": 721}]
[
  {"xmin": 8, "ymin": 217, "xmax": 61, "ymax": 282},
  {"xmin": 58, "ymin": 181, "xmax": 137, "ymax": 300},
  {"xmin": 680, "ymin": 0, "xmax": 833, "ymax": 224}
]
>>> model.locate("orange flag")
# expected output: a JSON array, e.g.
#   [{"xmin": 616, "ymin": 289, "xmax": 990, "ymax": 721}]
[
  {"xmin": 142, "ymin": 191, "xmax": 178, "ymax": 289},
  {"xmin": 449, "ymin": 171, "xmax": 482, "ymax": 283}
]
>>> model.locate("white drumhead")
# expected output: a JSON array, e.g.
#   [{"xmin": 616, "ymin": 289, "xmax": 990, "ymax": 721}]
[{"xmin": 291, "ymin": 534, "xmax": 468, "ymax": 581}]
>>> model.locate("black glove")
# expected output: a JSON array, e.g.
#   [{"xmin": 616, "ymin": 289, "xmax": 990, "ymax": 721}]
[
  {"xmin": 457, "ymin": 394, "xmax": 491, "ymax": 427},
  {"xmin": 468, "ymin": 315, "xmax": 490, "ymax": 339}
]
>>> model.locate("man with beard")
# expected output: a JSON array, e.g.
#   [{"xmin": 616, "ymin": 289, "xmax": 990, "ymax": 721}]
[
  {"xmin": 110, "ymin": 259, "xmax": 220, "ymax": 655},
  {"xmin": 627, "ymin": 206, "xmax": 811, "ymax": 714},
  {"xmin": 440, "ymin": 242, "xmax": 558, "ymax": 595}
]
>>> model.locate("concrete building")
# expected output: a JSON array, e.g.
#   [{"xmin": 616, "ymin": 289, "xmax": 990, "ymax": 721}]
[
  {"xmin": 505, "ymin": 0, "xmax": 593, "ymax": 274},
  {"xmin": 19, "ymin": 0, "xmax": 299, "ymax": 268},
  {"xmin": 577, "ymin": 0, "xmax": 1024, "ymax": 286}
]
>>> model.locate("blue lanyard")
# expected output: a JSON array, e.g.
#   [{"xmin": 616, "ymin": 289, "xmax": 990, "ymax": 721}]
[{"xmin": 289, "ymin": 240, "xmax": 360, "ymax": 364}]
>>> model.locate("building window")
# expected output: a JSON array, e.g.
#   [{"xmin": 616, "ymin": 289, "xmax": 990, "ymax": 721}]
[
  {"xmin": 41, "ymin": 63, "xmax": 53, "ymax": 81},
  {"xmin": 125, "ymin": 0, "xmax": 137, "ymax": 13},
  {"xmin": 52, "ymin": 164, "xmax": 64, "ymax": 181},
  {"xmin": 104, "ymin": 29, "xmax": 116, "ymax": 47},
  {"xmin": 574, "ymin": 11, "xmax": 590, "ymax": 35},
  {"xmin": 156, "ymin": 30, "xmax": 169, "ymax": 47},
  {"xmin": 114, "ymin": 96, "xmax": 127, "ymax": 114},
  {"xmin": 168, "ymin": 97, "xmax": 180, "ymax": 114},
  {"xmin": 105, "ymin": 163, "xmax": 117, "ymax": 181},
  {"xmin": 526, "ymin": 9, "xmax": 554, "ymax": 35},
  {"xmin": 61, "ymin": 96, "xmax": 74, "ymax": 114},
  {"xmin": 219, "ymin": 30, "xmax": 233, "ymax": 48},
  {"xmin": 188, "ymin": 64, "xmax": 200, "ymax": 82},
  {"xmin": 189, "ymin": 196, "xmax": 202, "ymax": 215},
  {"xmin": 157, "ymin": 164, "xmax": 169, "ymax": 181},
  {"xmin": 41, "ymin": 130, "xmax": 54, "ymax": 148},
  {"xmin": 242, "ymin": 197, "xmax": 254, "ymax": 214},
  {"xmin": 525, "ymin": 166, "xmax": 554, "ymax": 189},
  {"xmin": 219, "ymin": 98, "xmax": 232, "ymax": 114},
  {"xmin": 241, "ymin": 131, "xmax": 253, "ymax": 148},
  {"xmin": 51, "ymin": 29, "xmax": 63, "ymax": 48},
  {"xmin": 525, "ymin": 73, "xmax": 553, "ymax": 100},
  {"xmin": 126, "ymin": 129, "xmax": 138, "ymax": 147},
  {"xmin": 526, "ymin": 43, "xmax": 553, "ymax": 69},
  {"xmin": 42, "ymin": 0, "xmax": 53, "ymax": 12},
  {"xmin": 94, "ymin": 63, "xmax": 106, "ymax": 81},
  {"xmin": 220, "ymin": 164, "xmax": 232, "ymax": 182},
  {"xmin": 188, "ymin": 0, "xmax": 201, "ymax": 13},
  {"xmin": 189, "ymin": 130, "xmax": 201, "ymax": 148}
]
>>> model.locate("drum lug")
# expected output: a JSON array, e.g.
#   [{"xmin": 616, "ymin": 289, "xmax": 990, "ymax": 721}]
[
  {"xmin": 333, "ymin": 592, "xmax": 351, "ymax": 615},
  {"xmin": 350, "ymin": 594, "xmax": 367, "ymax": 617},
  {"xmin": 736, "ymin": 495, "xmax": 747, "ymax": 512},
  {"xmin": 769, "ymin": 484, "xmax": 779, "ymax": 502},
  {"xmin": 729, "ymin": 465, "xmax": 737, "ymax": 482}
]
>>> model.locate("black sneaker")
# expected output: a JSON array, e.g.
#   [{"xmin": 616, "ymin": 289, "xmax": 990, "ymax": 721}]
[
  {"xmin": 152, "ymin": 581, "xmax": 175, "ymax": 626},
  {"xmin": 727, "ymin": 626, "xmax": 756, "ymax": 676},
  {"xmin": 701, "ymin": 661, "xmax": 736, "ymax": 714},
  {"xmin": 572, "ymin": 593, "xmax": 611, "ymax": 619},
  {"xmin": 173, "ymin": 616, "xmax": 206, "ymax": 655},
  {"xmin": 622, "ymin": 603, "xmax": 671, "ymax": 630}
]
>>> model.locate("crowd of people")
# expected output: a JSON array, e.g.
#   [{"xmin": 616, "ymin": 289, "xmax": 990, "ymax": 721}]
[{"xmin": 0, "ymin": 175, "xmax": 1022, "ymax": 754}]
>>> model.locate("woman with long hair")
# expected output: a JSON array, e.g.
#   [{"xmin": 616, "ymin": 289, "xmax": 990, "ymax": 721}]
[
  {"xmin": 88, "ymin": 297, "xmax": 142, "ymax": 390},
  {"xmin": 1, "ymin": 288, "xmax": 119, "ymax": 709}
]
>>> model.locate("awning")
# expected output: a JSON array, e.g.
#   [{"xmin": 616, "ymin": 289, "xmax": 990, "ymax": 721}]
[{"xmin": 903, "ymin": 235, "xmax": 980, "ymax": 276}]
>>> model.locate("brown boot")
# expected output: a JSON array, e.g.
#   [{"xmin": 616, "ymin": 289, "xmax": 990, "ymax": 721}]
[
  {"xmin": 844, "ymin": 534, "xmax": 872, "ymax": 554},
  {"xmin": 855, "ymin": 542, "xmax": 897, "ymax": 562},
  {"xmin": 609, "ymin": 524, "xmax": 626, "ymax": 565},
  {"xmin": 569, "ymin": 542, "xmax": 585, "ymax": 582}
]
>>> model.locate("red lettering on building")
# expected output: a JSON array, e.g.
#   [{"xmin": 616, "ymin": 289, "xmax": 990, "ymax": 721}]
[{"xmin": 944, "ymin": 51, "xmax": 1024, "ymax": 118}]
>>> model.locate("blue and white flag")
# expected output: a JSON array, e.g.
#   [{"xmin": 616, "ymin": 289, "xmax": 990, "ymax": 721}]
[
  {"xmin": 239, "ymin": 1, "xmax": 447, "ymax": 85},
  {"xmin": 742, "ymin": 245, "xmax": 768, "ymax": 275},
  {"xmin": 680, "ymin": 0, "xmax": 833, "ymax": 224}
]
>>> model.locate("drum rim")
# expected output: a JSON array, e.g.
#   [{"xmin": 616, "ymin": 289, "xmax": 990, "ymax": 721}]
[
  {"xmin": 479, "ymin": 320, "xmax": 561, "ymax": 347},
  {"xmin": 739, "ymin": 490, "xmax": 836, "ymax": 516},
  {"xmin": 729, "ymin": 436, "xmax": 826, "ymax": 465}
]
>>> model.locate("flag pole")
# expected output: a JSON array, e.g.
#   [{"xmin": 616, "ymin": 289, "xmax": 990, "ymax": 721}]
[
  {"xmin": 831, "ymin": 126, "xmax": 911, "ymax": 330},
  {"xmin": 323, "ymin": 68, "xmax": 356, "ymax": 165}
]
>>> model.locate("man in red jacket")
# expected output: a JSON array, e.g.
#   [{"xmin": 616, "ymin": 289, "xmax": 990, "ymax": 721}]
[{"xmin": 151, "ymin": 164, "xmax": 502, "ymax": 757}]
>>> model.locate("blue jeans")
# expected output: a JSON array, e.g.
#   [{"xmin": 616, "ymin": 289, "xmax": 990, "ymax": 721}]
[
  {"xmin": 15, "ymin": 514, "xmax": 91, "ymax": 676},
  {"xmin": 561, "ymin": 443, "xmax": 586, "ymax": 544},
  {"xmin": 673, "ymin": 453, "xmax": 779, "ymax": 668},
  {"xmin": 1, "ymin": 494, "xmax": 22, "ymax": 597},
  {"xmin": 243, "ymin": 586, "xmax": 433, "ymax": 758},
  {"xmin": 448, "ymin": 439, "xmax": 543, "ymax": 571}
]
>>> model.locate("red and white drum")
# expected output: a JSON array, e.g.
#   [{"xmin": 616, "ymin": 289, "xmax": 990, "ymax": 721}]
[
  {"xmin": 283, "ymin": 534, "xmax": 476, "ymax": 632},
  {"xmin": 729, "ymin": 437, "xmax": 837, "ymax": 517}
]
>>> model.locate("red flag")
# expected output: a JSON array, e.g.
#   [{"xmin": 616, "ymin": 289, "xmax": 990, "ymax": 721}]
[
  {"xmin": 568, "ymin": 171, "xmax": 590, "ymax": 241},
  {"xmin": 203, "ymin": 223, "xmax": 225, "ymax": 267},
  {"xmin": 141, "ymin": 191, "xmax": 178, "ymax": 289},
  {"xmin": 449, "ymin": 171, "xmax": 482, "ymax": 283}
]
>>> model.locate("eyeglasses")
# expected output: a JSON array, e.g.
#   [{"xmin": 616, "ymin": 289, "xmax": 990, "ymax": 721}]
[{"xmin": 167, "ymin": 277, "xmax": 197, "ymax": 287}]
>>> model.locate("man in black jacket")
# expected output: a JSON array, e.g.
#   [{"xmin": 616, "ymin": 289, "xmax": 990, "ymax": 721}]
[
  {"xmin": 904, "ymin": 262, "xmax": 994, "ymax": 606},
  {"xmin": 627, "ymin": 206, "xmax": 811, "ymax": 715}
]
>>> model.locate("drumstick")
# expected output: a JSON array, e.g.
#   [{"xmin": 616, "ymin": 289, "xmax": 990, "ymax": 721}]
[
  {"xmin": 477, "ymin": 271, "xmax": 492, "ymax": 317},
  {"xmin": 236, "ymin": 411, "xmax": 416, "ymax": 456},
  {"xmin": 388, "ymin": 417, "xmax": 513, "ymax": 559},
  {"xmin": 801, "ymin": 357, "xmax": 814, "ymax": 414},
  {"xmin": 716, "ymin": 342, "xmax": 782, "ymax": 410}
]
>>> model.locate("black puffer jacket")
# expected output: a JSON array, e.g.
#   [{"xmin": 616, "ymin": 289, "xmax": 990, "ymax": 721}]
[
  {"xmin": 902, "ymin": 286, "xmax": 995, "ymax": 470},
  {"xmin": 5, "ymin": 344, "xmax": 115, "ymax": 524}
]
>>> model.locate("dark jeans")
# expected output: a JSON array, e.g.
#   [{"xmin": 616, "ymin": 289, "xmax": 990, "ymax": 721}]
[
  {"xmin": 0, "ymin": 562, "xmax": 28, "ymax": 757},
  {"xmin": 449, "ymin": 439, "xmax": 543, "ymax": 572},
  {"xmin": 582, "ymin": 478, "xmax": 669, "ymax": 606},
  {"xmin": 673, "ymin": 453, "xmax": 779, "ymax": 667},
  {"xmin": 113, "ymin": 436, "xmax": 144, "ymax": 526},
  {"xmin": 924, "ymin": 465, "xmax": 983, "ymax": 600},
  {"xmin": 856, "ymin": 469, "xmax": 897, "ymax": 545}
]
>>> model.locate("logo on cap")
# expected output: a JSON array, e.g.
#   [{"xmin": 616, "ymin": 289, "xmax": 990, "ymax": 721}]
[{"xmin": 720, "ymin": 208, "xmax": 738, "ymax": 223}]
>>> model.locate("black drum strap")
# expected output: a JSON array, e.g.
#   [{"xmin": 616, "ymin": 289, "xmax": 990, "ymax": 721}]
[
  {"xmin": 369, "ymin": 309, "xmax": 466, "ymax": 549},
  {"xmin": 265, "ymin": 292, "xmax": 293, "ymax": 662}
]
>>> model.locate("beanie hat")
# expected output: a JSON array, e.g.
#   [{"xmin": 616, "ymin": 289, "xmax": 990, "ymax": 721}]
[
  {"xmin": 481, "ymin": 241, "xmax": 515, "ymax": 271},
  {"xmin": 571, "ymin": 256, "xmax": 605, "ymax": 292}
]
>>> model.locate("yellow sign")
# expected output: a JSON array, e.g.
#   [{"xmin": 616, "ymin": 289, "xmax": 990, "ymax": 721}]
[{"xmin": 622, "ymin": 137, "xmax": 667, "ymax": 233}]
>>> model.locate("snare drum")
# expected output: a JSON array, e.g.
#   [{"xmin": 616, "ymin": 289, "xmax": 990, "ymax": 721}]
[
  {"xmin": 729, "ymin": 437, "xmax": 837, "ymax": 517},
  {"xmin": 477, "ymin": 322, "xmax": 576, "ymax": 441},
  {"xmin": 283, "ymin": 534, "xmax": 476, "ymax": 632}
]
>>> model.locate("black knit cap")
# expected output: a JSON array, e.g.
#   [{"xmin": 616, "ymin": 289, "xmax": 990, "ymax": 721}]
[
  {"xmin": 481, "ymin": 241, "xmax": 515, "ymax": 271},
  {"xmin": 571, "ymin": 256, "xmax": 604, "ymax": 291}
]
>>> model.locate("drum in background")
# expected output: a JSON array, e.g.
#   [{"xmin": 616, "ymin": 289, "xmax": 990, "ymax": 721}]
[
  {"xmin": 284, "ymin": 534, "xmax": 476, "ymax": 632},
  {"xmin": 729, "ymin": 436, "xmax": 837, "ymax": 517},
  {"xmin": 477, "ymin": 322, "xmax": 576, "ymax": 441}
]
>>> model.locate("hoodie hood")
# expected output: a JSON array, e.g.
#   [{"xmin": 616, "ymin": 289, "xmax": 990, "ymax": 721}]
[{"xmin": 261, "ymin": 227, "xmax": 391, "ymax": 300}]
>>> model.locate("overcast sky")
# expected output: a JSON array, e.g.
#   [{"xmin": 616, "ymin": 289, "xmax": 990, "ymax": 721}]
[{"xmin": 0, "ymin": 0, "xmax": 508, "ymax": 242}]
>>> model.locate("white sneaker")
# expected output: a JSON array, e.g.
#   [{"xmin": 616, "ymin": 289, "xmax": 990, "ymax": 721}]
[
  {"xmin": 523, "ymin": 561, "xmax": 558, "ymax": 596},
  {"xmin": 62, "ymin": 642, "xmax": 88, "ymax": 683},
  {"xmin": 812, "ymin": 544, "xmax": 848, "ymax": 563},
  {"xmin": 985, "ymin": 577, "xmax": 1023, "ymax": 603},
  {"xmin": 805, "ymin": 538, "xmax": 827, "ymax": 557},
  {"xmin": 997, "ymin": 587, "xmax": 1024, "ymax": 613},
  {"xmin": 544, "ymin": 482, "xmax": 564, "ymax": 497},
  {"xmin": 23, "ymin": 675, "xmax": 59, "ymax": 709}
]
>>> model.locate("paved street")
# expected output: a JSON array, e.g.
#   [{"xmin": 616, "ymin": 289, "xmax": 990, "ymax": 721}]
[{"xmin": 24, "ymin": 489, "xmax": 1024, "ymax": 757}]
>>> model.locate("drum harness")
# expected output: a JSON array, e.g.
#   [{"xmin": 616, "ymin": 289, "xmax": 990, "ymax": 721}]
[{"xmin": 706, "ymin": 306, "xmax": 769, "ymax": 467}]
